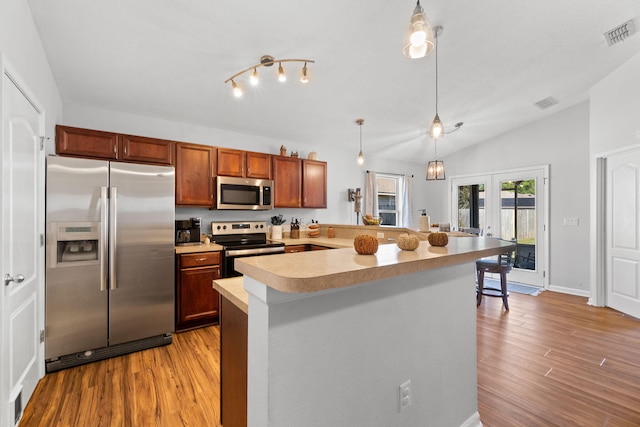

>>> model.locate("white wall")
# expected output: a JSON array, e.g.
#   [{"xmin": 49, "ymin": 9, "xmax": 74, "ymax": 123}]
[
  {"xmin": 0, "ymin": 0, "xmax": 63, "ymax": 141},
  {"xmin": 63, "ymin": 102, "xmax": 427, "ymax": 233},
  {"xmin": 1, "ymin": 1, "xmax": 63, "ymax": 426},
  {"xmin": 245, "ymin": 263, "xmax": 481, "ymax": 427},
  {"xmin": 590, "ymin": 53, "xmax": 640, "ymax": 155},
  {"xmin": 423, "ymin": 102, "xmax": 591, "ymax": 294}
]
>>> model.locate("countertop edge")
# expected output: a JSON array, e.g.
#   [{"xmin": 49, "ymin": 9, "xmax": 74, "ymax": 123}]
[
  {"xmin": 236, "ymin": 238, "xmax": 515, "ymax": 294},
  {"xmin": 213, "ymin": 277, "xmax": 248, "ymax": 314}
]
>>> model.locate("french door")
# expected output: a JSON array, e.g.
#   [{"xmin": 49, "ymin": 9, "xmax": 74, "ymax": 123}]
[{"xmin": 451, "ymin": 166, "xmax": 548, "ymax": 287}]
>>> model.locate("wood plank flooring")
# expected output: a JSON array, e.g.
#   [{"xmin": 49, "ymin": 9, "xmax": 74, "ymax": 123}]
[
  {"xmin": 477, "ymin": 291, "xmax": 640, "ymax": 427},
  {"xmin": 20, "ymin": 291, "xmax": 640, "ymax": 426}
]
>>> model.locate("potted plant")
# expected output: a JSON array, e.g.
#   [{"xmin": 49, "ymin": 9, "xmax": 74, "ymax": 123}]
[{"xmin": 270, "ymin": 214, "xmax": 286, "ymax": 240}]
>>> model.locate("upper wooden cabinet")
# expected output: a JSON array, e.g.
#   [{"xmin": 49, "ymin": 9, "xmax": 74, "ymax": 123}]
[
  {"xmin": 246, "ymin": 151, "xmax": 272, "ymax": 179},
  {"xmin": 302, "ymin": 160, "xmax": 327, "ymax": 208},
  {"xmin": 272, "ymin": 156, "xmax": 302, "ymax": 208},
  {"xmin": 56, "ymin": 125, "xmax": 173, "ymax": 165},
  {"xmin": 175, "ymin": 142, "xmax": 216, "ymax": 207},
  {"xmin": 217, "ymin": 148, "xmax": 271, "ymax": 179},
  {"xmin": 56, "ymin": 125, "xmax": 118, "ymax": 160},
  {"xmin": 119, "ymin": 134, "xmax": 173, "ymax": 165}
]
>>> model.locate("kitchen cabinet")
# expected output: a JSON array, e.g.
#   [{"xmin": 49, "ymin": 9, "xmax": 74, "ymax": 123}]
[
  {"xmin": 176, "ymin": 251, "xmax": 221, "ymax": 331},
  {"xmin": 56, "ymin": 125, "xmax": 173, "ymax": 165},
  {"xmin": 119, "ymin": 134, "xmax": 173, "ymax": 165},
  {"xmin": 284, "ymin": 245, "xmax": 307, "ymax": 253},
  {"xmin": 56, "ymin": 125, "xmax": 118, "ymax": 160},
  {"xmin": 309, "ymin": 245, "xmax": 330, "ymax": 251},
  {"xmin": 302, "ymin": 159, "xmax": 327, "ymax": 208},
  {"xmin": 220, "ymin": 295, "xmax": 248, "ymax": 427},
  {"xmin": 175, "ymin": 142, "xmax": 216, "ymax": 207},
  {"xmin": 246, "ymin": 151, "xmax": 272, "ymax": 179},
  {"xmin": 272, "ymin": 156, "xmax": 302, "ymax": 208},
  {"xmin": 217, "ymin": 148, "xmax": 271, "ymax": 179}
]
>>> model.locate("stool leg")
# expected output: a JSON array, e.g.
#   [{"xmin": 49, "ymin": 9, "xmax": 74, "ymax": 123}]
[
  {"xmin": 500, "ymin": 272, "xmax": 509, "ymax": 310},
  {"xmin": 477, "ymin": 269, "xmax": 484, "ymax": 307}
]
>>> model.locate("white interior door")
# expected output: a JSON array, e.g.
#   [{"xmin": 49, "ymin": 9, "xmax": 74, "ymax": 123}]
[
  {"xmin": 606, "ymin": 149, "xmax": 640, "ymax": 318},
  {"xmin": 1, "ymin": 62, "xmax": 45, "ymax": 426}
]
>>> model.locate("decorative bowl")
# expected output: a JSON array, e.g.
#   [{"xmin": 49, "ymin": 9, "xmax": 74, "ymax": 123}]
[{"xmin": 362, "ymin": 215, "xmax": 383, "ymax": 226}]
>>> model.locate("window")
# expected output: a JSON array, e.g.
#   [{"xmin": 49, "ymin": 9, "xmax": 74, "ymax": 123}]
[{"xmin": 377, "ymin": 174, "xmax": 403, "ymax": 226}]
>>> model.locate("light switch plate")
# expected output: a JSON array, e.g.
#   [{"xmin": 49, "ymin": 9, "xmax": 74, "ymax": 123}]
[{"xmin": 563, "ymin": 217, "xmax": 579, "ymax": 226}]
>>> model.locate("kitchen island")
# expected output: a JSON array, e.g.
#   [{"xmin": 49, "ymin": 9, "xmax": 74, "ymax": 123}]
[{"xmin": 221, "ymin": 236, "xmax": 512, "ymax": 427}]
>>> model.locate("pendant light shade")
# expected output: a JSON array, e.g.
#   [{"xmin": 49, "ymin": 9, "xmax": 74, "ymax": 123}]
[
  {"xmin": 356, "ymin": 118, "xmax": 365, "ymax": 165},
  {"xmin": 426, "ymin": 139, "xmax": 445, "ymax": 180},
  {"xmin": 402, "ymin": 1, "xmax": 435, "ymax": 59},
  {"xmin": 429, "ymin": 113, "xmax": 443, "ymax": 139}
]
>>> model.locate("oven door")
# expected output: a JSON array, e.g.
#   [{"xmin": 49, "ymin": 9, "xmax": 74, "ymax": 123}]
[{"xmin": 223, "ymin": 246, "xmax": 285, "ymax": 277}]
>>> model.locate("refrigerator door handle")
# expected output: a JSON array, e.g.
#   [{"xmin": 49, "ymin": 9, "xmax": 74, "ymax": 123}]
[
  {"xmin": 100, "ymin": 186, "xmax": 108, "ymax": 291},
  {"xmin": 109, "ymin": 186, "xmax": 117, "ymax": 290}
]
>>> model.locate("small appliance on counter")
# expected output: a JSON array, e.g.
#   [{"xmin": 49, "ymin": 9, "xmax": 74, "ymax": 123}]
[{"xmin": 175, "ymin": 218, "xmax": 202, "ymax": 245}]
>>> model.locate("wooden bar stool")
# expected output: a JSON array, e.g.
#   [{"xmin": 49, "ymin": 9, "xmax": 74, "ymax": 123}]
[{"xmin": 476, "ymin": 252, "xmax": 513, "ymax": 310}]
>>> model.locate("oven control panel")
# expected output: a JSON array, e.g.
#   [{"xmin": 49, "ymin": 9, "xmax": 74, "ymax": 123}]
[{"xmin": 211, "ymin": 221, "xmax": 267, "ymax": 235}]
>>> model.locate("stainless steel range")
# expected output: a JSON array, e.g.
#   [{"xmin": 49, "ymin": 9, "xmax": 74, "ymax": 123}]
[{"xmin": 211, "ymin": 221, "xmax": 286, "ymax": 277}]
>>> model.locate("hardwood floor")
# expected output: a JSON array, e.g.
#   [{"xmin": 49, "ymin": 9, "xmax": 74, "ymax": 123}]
[
  {"xmin": 20, "ymin": 327, "xmax": 222, "ymax": 427},
  {"xmin": 478, "ymin": 291, "xmax": 640, "ymax": 427},
  {"xmin": 20, "ymin": 291, "xmax": 640, "ymax": 426}
]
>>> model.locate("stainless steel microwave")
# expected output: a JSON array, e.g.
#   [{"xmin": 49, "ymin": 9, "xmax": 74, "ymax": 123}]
[{"xmin": 216, "ymin": 176, "xmax": 274, "ymax": 210}]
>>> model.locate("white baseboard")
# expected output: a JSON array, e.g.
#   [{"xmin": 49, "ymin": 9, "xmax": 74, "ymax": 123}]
[{"xmin": 460, "ymin": 411, "xmax": 483, "ymax": 427}]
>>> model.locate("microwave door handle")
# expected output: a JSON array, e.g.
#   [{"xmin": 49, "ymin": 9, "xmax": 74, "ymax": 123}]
[
  {"xmin": 100, "ymin": 186, "xmax": 108, "ymax": 292},
  {"xmin": 109, "ymin": 186, "xmax": 117, "ymax": 290}
]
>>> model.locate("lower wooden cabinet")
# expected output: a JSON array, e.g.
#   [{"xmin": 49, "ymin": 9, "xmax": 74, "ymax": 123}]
[
  {"xmin": 220, "ymin": 295, "xmax": 248, "ymax": 427},
  {"xmin": 176, "ymin": 252, "xmax": 221, "ymax": 331}
]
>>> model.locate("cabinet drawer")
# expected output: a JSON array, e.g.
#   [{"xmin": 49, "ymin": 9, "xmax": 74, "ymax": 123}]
[{"xmin": 180, "ymin": 251, "xmax": 221, "ymax": 268}]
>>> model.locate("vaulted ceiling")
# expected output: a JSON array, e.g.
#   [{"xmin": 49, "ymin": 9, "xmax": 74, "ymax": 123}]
[{"xmin": 26, "ymin": 0, "xmax": 640, "ymax": 164}]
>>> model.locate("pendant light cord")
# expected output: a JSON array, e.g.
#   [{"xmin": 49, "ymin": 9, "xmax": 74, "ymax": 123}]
[{"xmin": 434, "ymin": 30, "xmax": 439, "ymax": 115}]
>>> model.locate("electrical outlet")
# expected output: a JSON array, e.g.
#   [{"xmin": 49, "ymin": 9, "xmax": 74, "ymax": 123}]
[
  {"xmin": 563, "ymin": 217, "xmax": 579, "ymax": 226},
  {"xmin": 398, "ymin": 380, "xmax": 411, "ymax": 412},
  {"xmin": 377, "ymin": 232, "xmax": 384, "ymax": 239}
]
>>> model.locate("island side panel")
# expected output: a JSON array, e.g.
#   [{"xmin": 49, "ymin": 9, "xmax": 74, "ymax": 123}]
[{"xmin": 244, "ymin": 263, "xmax": 482, "ymax": 427}]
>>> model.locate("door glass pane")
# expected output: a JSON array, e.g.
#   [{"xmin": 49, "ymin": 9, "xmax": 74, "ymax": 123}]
[
  {"xmin": 457, "ymin": 184, "xmax": 485, "ymax": 232},
  {"xmin": 500, "ymin": 179, "xmax": 536, "ymax": 270}
]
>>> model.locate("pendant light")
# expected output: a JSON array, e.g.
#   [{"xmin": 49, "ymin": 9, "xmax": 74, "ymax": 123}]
[
  {"xmin": 356, "ymin": 118, "xmax": 365, "ymax": 165},
  {"xmin": 426, "ymin": 26, "xmax": 445, "ymax": 180},
  {"xmin": 426, "ymin": 139, "xmax": 445, "ymax": 180},
  {"xmin": 402, "ymin": 1, "xmax": 435, "ymax": 59},
  {"xmin": 429, "ymin": 26, "xmax": 444, "ymax": 140}
]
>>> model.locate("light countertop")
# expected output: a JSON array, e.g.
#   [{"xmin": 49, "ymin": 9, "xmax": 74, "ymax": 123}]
[
  {"xmin": 236, "ymin": 237, "xmax": 514, "ymax": 294},
  {"xmin": 175, "ymin": 242, "xmax": 224, "ymax": 254},
  {"xmin": 212, "ymin": 276, "xmax": 248, "ymax": 314}
]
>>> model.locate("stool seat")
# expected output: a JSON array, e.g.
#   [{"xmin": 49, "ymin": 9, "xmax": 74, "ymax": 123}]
[{"xmin": 476, "ymin": 254, "xmax": 513, "ymax": 310}]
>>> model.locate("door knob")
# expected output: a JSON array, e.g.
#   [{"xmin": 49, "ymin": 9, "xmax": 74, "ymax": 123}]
[{"xmin": 4, "ymin": 273, "xmax": 25, "ymax": 287}]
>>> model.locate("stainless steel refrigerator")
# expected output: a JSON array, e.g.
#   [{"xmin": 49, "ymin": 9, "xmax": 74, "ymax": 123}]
[{"xmin": 45, "ymin": 156, "xmax": 175, "ymax": 372}]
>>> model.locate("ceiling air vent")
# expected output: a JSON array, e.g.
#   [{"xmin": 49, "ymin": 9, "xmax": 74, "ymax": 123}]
[
  {"xmin": 604, "ymin": 19, "xmax": 637, "ymax": 46},
  {"xmin": 534, "ymin": 97, "xmax": 558, "ymax": 110}
]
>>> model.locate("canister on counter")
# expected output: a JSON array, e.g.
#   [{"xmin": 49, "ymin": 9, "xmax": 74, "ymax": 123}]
[{"xmin": 327, "ymin": 227, "xmax": 335, "ymax": 238}]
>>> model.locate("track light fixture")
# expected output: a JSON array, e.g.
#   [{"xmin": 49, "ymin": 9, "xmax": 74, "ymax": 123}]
[
  {"xmin": 402, "ymin": 0, "xmax": 435, "ymax": 59},
  {"xmin": 356, "ymin": 118, "xmax": 365, "ymax": 165},
  {"xmin": 224, "ymin": 55, "xmax": 315, "ymax": 97}
]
